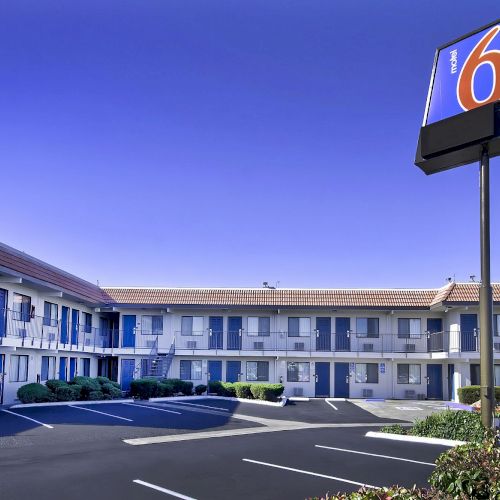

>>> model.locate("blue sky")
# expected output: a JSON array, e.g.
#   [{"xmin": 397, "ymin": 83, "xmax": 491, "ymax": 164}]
[{"xmin": 1, "ymin": 1, "xmax": 499, "ymax": 288}]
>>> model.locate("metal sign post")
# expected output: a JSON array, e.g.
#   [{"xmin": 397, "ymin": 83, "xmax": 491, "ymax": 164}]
[{"xmin": 479, "ymin": 146, "xmax": 495, "ymax": 428}]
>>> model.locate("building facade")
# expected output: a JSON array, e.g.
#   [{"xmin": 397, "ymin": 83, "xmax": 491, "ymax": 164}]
[{"xmin": 0, "ymin": 242, "xmax": 499, "ymax": 405}]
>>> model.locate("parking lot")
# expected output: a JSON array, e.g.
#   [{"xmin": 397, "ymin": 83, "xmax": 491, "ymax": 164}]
[{"xmin": 0, "ymin": 399, "xmax": 451, "ymax": 499}]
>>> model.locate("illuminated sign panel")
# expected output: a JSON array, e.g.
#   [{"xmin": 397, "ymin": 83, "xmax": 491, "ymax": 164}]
[{"xmin": 425, "ymin": 22, "xmax": 500, "ymax": 125}]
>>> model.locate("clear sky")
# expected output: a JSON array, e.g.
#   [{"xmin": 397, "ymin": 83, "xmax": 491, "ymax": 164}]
[{"xmin": 1, "ymin": 1, "xmax": 499, "ymax": 288}]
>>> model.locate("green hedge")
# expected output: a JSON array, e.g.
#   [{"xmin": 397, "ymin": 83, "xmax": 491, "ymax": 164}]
[
  {"xmin": 208, "ymin": 381, "xmax": 236, "ymax": 397},
  {"xmin": 457, "ymin": 385, "xmax": 500, "ymax": 405},
  {"xmin": 195, "ymin": 384, "xmax": 207, "ymax": 395},
  {"xmin": 130, "ymin": 378, "xmax": 160, "ymax": 399},
  {"xmin": 17, "ymin": 383, "xmax": 52, "ymax": 404},
  {"xmin": 250, "ymin": 384, "xmax": 285, "ymax": 402},
  {"xmin": 130, "ymin": 378, "xmax": 194, "ymax": 399},
  {"xmin": 46, "ymin": 379, "xmax": 68, "ymax": 392},
  {"xmin": 233, "ymin": 382, "xmax": 253, "ymax": 399}
]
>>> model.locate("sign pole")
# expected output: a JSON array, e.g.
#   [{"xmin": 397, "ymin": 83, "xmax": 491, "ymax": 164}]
[{"xmin": 479, "ymin": 144, "xmax": 495, "ymax": 429}]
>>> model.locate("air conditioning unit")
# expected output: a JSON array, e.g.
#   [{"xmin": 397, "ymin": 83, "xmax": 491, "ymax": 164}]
[
  {"xmin": 362, "ymin": 389, "xmax": 373, "ymax": 398},
  {"xmin": 404, "ymin": 344, "xmax": 416, "ymax": 352},
  {"xmin": 293, "ymin": 387, "xmax": 304, "ymax": 397},
  {"xmin": 253, "ymin": 341, "xmax": 264, "ymax": 350},
  {"xmin": 145, "ymin": 340, "xmax": 156, "ymax": 348},
  {"xmin": 294, "ymin": 342, "xmax": 305, "ymax": 351},
  {"xmin": 404, "ymin": 390, "xmax": 416, "ymax": 399},
  {"xmin": 363, "ymin": 343, "xmax": 374, "ymax": 352},
  {"xmin": 187, "ymin": 340, "xmax": 197, "ymax": 349},
  {"xmin": 494, "ymin": 342, "xmax": 500, "ymax": 351}
]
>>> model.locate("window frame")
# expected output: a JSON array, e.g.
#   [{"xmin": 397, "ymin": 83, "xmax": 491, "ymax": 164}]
[
  {"xmin": 246, "ymin": 361, "xmax": 269, "ymax": 381},
  {"xmin": 398, "ymin": 318, "xmax": 422, "ymax": 339},
  {"xmin": 43, "ymin": 302, "xmax": 58, "ymax": 327},
  {"xmin": 287, "ymin": 361, "xmax": 310, "ymax": 382},
  {"xmin": 13, "ymin": 293, "xmax": 31, "ymax": 322},
  {"xmin": 10, "ymin": 354, "xmax": 28, "ymax": 382},
  {"xmin": 141, "ymin": 314, "xmax": 163, "ymax": 335},
  {"xmin": 180, "ymin": 360, "xmax": 202, "ymax": 380},
  {"xmin": 247, "ymin": 317, "xmax": 271, "ymax": 337},
  {"xmin": 355, "ymin": 317, "xmax": 379, "ymax": 338},
  {"xmin": 41, "ymin": 356, "xmax": 56, "ymax": 381},
  {"xmin": 354, "ymin": 363, "xmax": 379, "ymax": 383},
  {"xmin": 397, "ymin": 364, "xmax": 421, "ymax": 384},
  {"xmin": 287, "ymin": 317, "xmax": 311, "ymax": 337},
  {"xmin": 181, "ymin": 316, "xmax": 204, "ymax": 336}
]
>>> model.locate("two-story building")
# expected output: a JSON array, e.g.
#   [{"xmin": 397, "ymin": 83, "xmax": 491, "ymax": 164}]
[{"xmin": 0, "ymin": 241, "xmax": 499, "ymax": 405}]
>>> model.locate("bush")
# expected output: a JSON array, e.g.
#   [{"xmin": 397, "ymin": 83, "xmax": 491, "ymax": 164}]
[
  {"xmin": 88, "ymin": 391, "xmax": 104, "ymax": 401},
  {"xmin": 233, "ymin": 382, "xmax": 253, "ymax": 399},
  {"xmin": 380, "ymin": 424, "xmax": 408, "ymax": 435},
  {"xmin": 430, "ymin": 433, "xmax": 500, "ymax": 499},
  {"xmin": 130, "ymin": 378, "xmax": 160, "ymax": 399},
  {"xmin": 55, "ymin": 386, "xmax": 77, "ymax": 402},
  {"xmin": 311, "ymin": 485, "xmax": 434, "ymax": 499},
  {"xmin": 195, "ymin": 384, "xmax": 207, "ymax": 395},
  {"xmin": 69, "ymin": 384, "xmax": 83, "ymax": 400},
  {"xmin": 101, "ymin": 383, "xmax": 122, "ymax": 399},
  {"xmin": 410, "ymin": 409, "xmax": 486, "ymax": 443},
  {"xmin": 158, "ymin": 382, "xmax": 175, "ymax": 397},
  {"xmin": 161, "ymin": 378, "xmax": 185, "ymax": 394},
  {"xmin": 17, "ymin": 383, "xmax": 52, "ymax": 404},
  {"xmin": 250, "ymin": 384, "xmax": 284, "ymax": 401},
  {"xmin": 46, "ymin": 379, "xmax": 68, "ymax": 392},
  {"xmin": 208, "ymin": 381, "xmax": 235, "ymax": 397},
  {"xmin": 180, "ymin": 381, "xmax": 193, "ymax": 396},
  {"xmin": 221, "ymin": 382, "xmax": 236, "ymax": 397},
  {"xmin": 457, "ymin": 385, "xmax": 500, "ymax": 405},
  {"xmin": 71, "ymin": 376, "xmax": 101, "ymax": 399}
]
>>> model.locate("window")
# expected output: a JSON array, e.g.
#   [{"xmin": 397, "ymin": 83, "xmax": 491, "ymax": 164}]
[
  {"xmin": 142, "ymin": 315, "xmax": 163, "ymax": 335},
  {"xmin": 288, "ymin": 317, "xmax": 311, "ymax": 337},
  {"xmin": 10, "ymin": 355, "xmax": 28, "ymax": 382},
  {"xmin": 398, "ymin": 318, "xmax": 421, "ymax": 338},
  {"xmin": 82, "ymin": 312, "xmax": 92, "ymax": 334},
  {"xmin": 495, "ymin": 315, "xmax": 500, "ymax": 337},
  {"xmin": 397, "ymin": 364, "xmax": 421, "ymax": 384},
  {"xmin": 246, "ymin": 361, "xmax": 269, "ymax": 381},
  {"xmin": 81, "ymin": 358, "xmax": 91, "ymax": 377},
  {"xmin": 356, "ymin": 318, "xmax": 379, "ymax": 338},
  {"xmin": 355, "ymin": 363, "xmax": 378, "ymax": 383},
  {"xmin": 247, "ymin": 317, "xmax": 271, "ymax": 336},
  {"xmin": 41, "ymin": 356, "xmax": 56, "ymax": 381},
  {"xmin": 287, "ymin": 362, "xmax": 310, "ymax": 382},
  {"xmin": 181, "ymin": 316, "xmax": 204, "ymax": 336},
  {"xmin": 471, "ymin": 364, "xmax": 480, "ymax": 386},
  {"xmin": 495, "ymin": 365, "xmax": 500, "ymax": 386},
  {"xmin": 180, "ymin": 360, "xmax": 202, "ymax": 380},
  {"xmin": 13, "ymin": 293, "xmax": 31, "ymax": 322},
  {"xmin": 43, "ymin": 302, "xmax": 58, "ymax": 327}
]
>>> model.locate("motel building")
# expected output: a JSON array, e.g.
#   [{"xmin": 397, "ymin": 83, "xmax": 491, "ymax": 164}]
[{"xmin": 0, "ymin": 241, "xmax": 500, "ymax": 405}]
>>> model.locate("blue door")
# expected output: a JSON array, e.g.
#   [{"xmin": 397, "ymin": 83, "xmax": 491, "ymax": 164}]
[
  {"xmin": 316, "ymin": 317, "xmax": 331, "ymax": 351},
  {"xmin": 59, "ymin": 357, "xmax": 67, "ymax": 381},
  {"xmin": 61, "ymin": 306, "xmax": 69, "ymax": 344},
  {"xmin": 226, "ymin": 361, "xmax": 241, "ymax": 382},
  {"xmin": 0, "ymin": 354, "xmax": 4, "ymax": 404},
  {"xmin": 315, "ymin": 362, "xmax": 330, "ymax": 397},
  {"xmin": 69, "ymin": 358, "xmax": 77, "ymax": 380},
  {"xmin": 71, "ymin": 309, "xmax": 79, "ymax": 345},
  {"xmin": 427, "ymin": 364, "xmax": 443, "ymax": 399},
  {"xmin": 0, "ymin": 289, "xmax": 7, "ymax": 337},
  {"xmin": 121, "ymin": 359, "xmax": 135, "ymax": 391},
  {"xmin": 334, "ymin": 362, "xmax": 349, "ymax": 397},
  {"xmin": 427, "ymin": 318, "xmax": 443, "ymax": 352},
  {"xmin": 209, "ymin": 316, "xmax": 223, "ymax": 349},
  {"xmin": 460, "ymin": 314, "xmax": 477, "ymax": 352},
  {"xmin": 208, "ymin": 360, "xmax": 222, "ymax": 382},
  {"xmin": 227, "ymin": 317, "xmax": 242, "ymax": 350},
  {"xmin": 335, "ymin": 317, "xmax": 351, "ymax": 351},
  {"xmin": 122, "ymin": 315, "xmax": 136, "ymax": 348},
  {"xmin": 448, "ymin": 364, "xmax": 455, "ymax": 401}
]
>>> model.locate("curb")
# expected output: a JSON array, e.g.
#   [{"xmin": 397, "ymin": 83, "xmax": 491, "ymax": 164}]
[
  {"xmin": 365, "ymin": 431, "xmax": 466, "ymax": 447},
  {"xmin": 10, "ymin": 399, "xmax": 134, "ymax": 409},
  {"xmin": 288, "ymin": 397, "xmax": 310, "ymax": 402},
  {"xmin": 148, "ymin": 395, "xmax": 287, "ymax": 407}
]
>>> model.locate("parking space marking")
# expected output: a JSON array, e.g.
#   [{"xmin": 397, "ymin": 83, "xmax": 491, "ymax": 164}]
[
  {"xmin": 315, "ymin": 445, "xmax": 435, "ymax": 466},
  {"xmin": 167, "ymin": 401, "xmax": 230, "ymax": 411},
  {"xmin": 395, "ymin": 407, "xmax": 422, "ymax": 411},
  {"xmin": 325, "ymin": 399, "xmax": 338, "ymax": 410},
  {"xmin": 242, "ymin": 459, "xmax": 378, "ymax": 488},
  {"xmin": 133, "ymin": 479, "xmax": 197, "ymax": 499},
  {"xmin": 2, "ymin": 409, "xmax": 54, "ymax": 429},
  {"xmin": 71, "ymin": 405, "xmax": 133, "ymax": 422},
  {"xmin": 122, "ymin": 403, "xmax": 182, "ymax": 415}
]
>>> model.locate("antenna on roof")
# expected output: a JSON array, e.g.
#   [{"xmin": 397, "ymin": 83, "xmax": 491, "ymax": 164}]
[
  {"xmin": 263, "ymin": 281, "xmax": 276, "ymax": 289},
  {"xmin": 469, "ymin": 275, "xmax": 476, "ymax": 282}
]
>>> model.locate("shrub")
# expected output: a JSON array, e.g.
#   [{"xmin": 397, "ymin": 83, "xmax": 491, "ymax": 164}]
[
  {"xmin": 69, "ymin": 384, "xmax": 83, "ymax": 400},
  {"xmin": 71, "ymin": 376, "xmax": 101, "ymax": 399},
  {"xmin": 250, "ymin": 384, "xmax": 284, "ymax": 401},
  {"xmin": 88, "ymin": 390, "xmax": 104, "ymax": 401},
  {"xmin": 457, "ymin": 385, "xmax": 500, "ymax": 405},
  {"xmin": 101, "ymin": 383, "xmax": 122, "ymax": 399},
  {"xmin": 311, "ymin": 485, "xmax": 434, "ymax": 499},
  {"xmin": 233, "ymin": 382, "xmax": 253, "ymax": 399},
  {"xmin": 409, "ymin": 409, "xmax": 486, "ymax": 443},
  {"xmin": 130, "ymin": 378, "xmax": 160, "ymax": 399},
  {"xmin": 17, "ymin": 383, "xmax": 52, "ymax": 404},
  {"xmin": 46, "ymin": 379, "xmax": 68, "ymax": 392},
  {"xmin": 180, "ymin": 381, "xmax": 193, "ymax": 396},
  {"xmin": 161, "ymin": 378, "xmax": 185, "ymax": 394},
  {"xmin": 208, "ymin": 381, "xmax": 235, "ymax": 396},
  {"xmin": 429, "ymin": 433, "xmax": 500, "ymax": 499},
  {"xmin": 195, "ymin": 384, "xmax": 207, "ymax": 395},
  {"xmin": 221, "ymin": 382, "xmax": 236, "ymax": 397},
  {"xmin": 158, "ymin": 382, "xmax": 175, "ymax": 397},
  {"xmin": 55, "ymin": 386, "xmax": 77, "ymax": 402},
  {"xmin": 380, "ymin": 424, "xmax": 408, "ymax": 435}
]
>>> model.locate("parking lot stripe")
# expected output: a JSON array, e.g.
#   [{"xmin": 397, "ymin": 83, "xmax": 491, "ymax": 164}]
[
  {"xmin": 2, "ymin": 409, "xmax": 54, "ymax": 429},
  {"xmin": 325, "ymin": 399, "xmax": 338, "ymax": 410},
  {"xmin": 168, "ymin": 401, "xmax": 229, "ymax": 411},
  {"xmin": 133, "ymin": 479, "xmax": 197, "ymax": 499},
  {"xmin": 71, "ymin": 405, "xmax": 133, "ymax": 422},
  {"xmin": 315, "ymin": 445, "xmax": 436, "ymax": 466},
  {"xmin": 242, "ymin": 459, "xmax": 378, "ymax": 488},
  {"xmin": 122, "ymin": 403, "xmax": 182, "ymax": 415}
]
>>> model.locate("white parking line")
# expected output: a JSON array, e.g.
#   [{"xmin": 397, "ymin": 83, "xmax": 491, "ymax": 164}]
[
  {"xmin": 168, "ymin": 401, "xmax": 229, "ymax": 411},
  {"xmin": 242, "ymin": 459, "xmax": 378, "ymax": 488},
  {"xmin": 133, "ymin": 479, "xmax": 197, "ymax": 499},
  {"xmin": 122, "ymin": 403, "xmax": 182, "ymax": 415},
  {"xmin": 315, "ymin": 445, "xmax": 435, "ymax": 466},
  {"xmin": 2, "ymin": 409, "xmax": 54, "ymax": 429},
  {"xmin": 71, "ymin": 405, "xmax": 133, "ymax": 422},
  {"xmin": 325, "ymin": 399, "xmax": 338, "ymax": 410}
]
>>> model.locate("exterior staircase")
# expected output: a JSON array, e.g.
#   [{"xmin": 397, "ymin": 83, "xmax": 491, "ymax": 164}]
[{"xmin": 142, "ymin": 338, "xmax": 175, "ymax": 378}]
